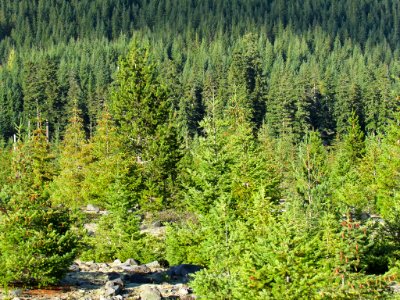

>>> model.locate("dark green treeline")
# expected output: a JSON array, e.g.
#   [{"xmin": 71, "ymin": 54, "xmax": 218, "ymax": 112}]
[{"xmin": 0, "ymin": 0, "xmax": 400, "ymax": 141}]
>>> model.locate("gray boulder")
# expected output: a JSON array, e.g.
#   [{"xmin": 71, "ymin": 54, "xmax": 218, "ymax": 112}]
[
  {"xmin": 103, "ymin": 278, "xmax": 124, "ymax": 297},
  {"xmin": 68, "ymin": 263, "xmax": 80, "ymax": 272},
  {"xmin": 112, "ymin": 259, "xmax": 122, "ymax": 266},
  {"xmin": 145, "ymin": 261, "xmax": 161, "ymax": 269},
  {"xmin": 84, "ymin": 223, "xmax": 98, "ymax": 236},
  {"xmin": 86, "ymin": 204, "xmax": 100, "ymax": 213},
  {"xmin": 123, "ymin": 258, "xmax": 139, "ymax": 266},
  {"xmin": 140, "ymin": 286, "xmax": 162, "ymax": 300}
]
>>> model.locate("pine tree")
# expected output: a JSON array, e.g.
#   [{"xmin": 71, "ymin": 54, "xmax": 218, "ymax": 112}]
[
  {"xmin": 192, "ymin": 196, "xmax": 390, "ymax": 299},
  {"xmin": 22, "ymin": 57, "xmax": 62, "ymax": 136},
  {"xmin": 178, "ymin": 71, "xmax": 204, "ymax": 143},
  {"xmin": 182, "ymin": 115, "xmax": 231, "ymax": 214},
  {"xmin": 344, "ymin": 135, "xmax": 382, "ymax": 213},
  {"xmin": 111, "ymin": 40, "xmax": 169, "ymax": 152},
  {"xmin": 80, "ymin": 107, "xmax": 163, "ymax": 263},
  {"xmin": 265, "ymin": 67, "xmax": 297, "ymax": 138},
  {"xmin": 362, "ymin": 64, "xmax": 392, "ymax": 134},
  {"xmin": 334, "ymin": 74, "xmax": 364, "ymax": 134},
  {"xmin": 0, "ymin": 59, "xmax": 23, "ymax": 139},
  {"xmin": 22, "ymin": 62, "xmax": 45, "ymax": 125},
  {"xmin": 141, "ymin": 119, "xmax": 182, "ymax": 210},
  {"xmin": 225, "ymin": 92, "xmax": 281, "ymax": 214},
  {"xmin": 0, "ymin": 139, "xmax": 12, "ymax": 190}
]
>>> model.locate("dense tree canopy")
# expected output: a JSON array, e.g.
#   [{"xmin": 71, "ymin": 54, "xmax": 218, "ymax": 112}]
[{"xmin": 0, "ymin": 0, "xmax": 400, "ymax": 296}]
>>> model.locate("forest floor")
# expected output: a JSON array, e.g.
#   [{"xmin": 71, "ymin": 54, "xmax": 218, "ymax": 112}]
[
  {"xmin": 1, "ymin": 211, "xmax": 400, "ymax": 299},
  {"xmin": 0, "ymin": 207, "xmax": 199, "ymax": 300},
  {"xmin": 0, "ymin": 259, "xmax": 197, "ymax": 300}
]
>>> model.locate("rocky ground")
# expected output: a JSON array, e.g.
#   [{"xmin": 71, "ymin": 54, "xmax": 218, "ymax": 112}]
[
  {"xmin": 1, "ymin": 260, "xmax": 200, "ymax": 300},
  {"xmin": 0, "ymin": 206, "xmax": 199, "ymax": 300}
]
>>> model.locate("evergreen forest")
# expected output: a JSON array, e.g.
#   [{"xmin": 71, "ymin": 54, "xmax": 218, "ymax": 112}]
[{"xmin": 1, "ymin": 0, "xmax": 400, "ymax": 298}]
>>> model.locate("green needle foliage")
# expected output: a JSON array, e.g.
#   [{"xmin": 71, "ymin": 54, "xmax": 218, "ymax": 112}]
[
  {"xmin": 375, "ymin": 113, "xmax": 400, "ymax": 220},
  {"xmin": 82, "ymin": 106, "xmax": 139, "ymax": 210},
  {"xmin": 111, "ymin": 41, "xmax": 181, "ymax": 211},
  {"xmin": 51, "ymin": 103, "xmax": 91, "ymax": 209},
  {"xmin": 0, "ymin": 1, "xmax": 400, "ymax": 297},
  {"xmin": 0, "ymin": 127, "xmax": 77, "ymax": 287},
  {"xmin": 191, "ymin": 195, "xmax": 392, "ymax": 299}
]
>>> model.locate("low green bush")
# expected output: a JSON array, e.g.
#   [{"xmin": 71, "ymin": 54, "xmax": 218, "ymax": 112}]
[{"xmin": 0, "ymin": 194, "xmax": 77, "ymax": 287}]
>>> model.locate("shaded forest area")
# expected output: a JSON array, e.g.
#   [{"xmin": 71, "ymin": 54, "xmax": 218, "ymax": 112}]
[{"xmin": 1, "ymin": 0, "xmax": 400, "ymax": 298}]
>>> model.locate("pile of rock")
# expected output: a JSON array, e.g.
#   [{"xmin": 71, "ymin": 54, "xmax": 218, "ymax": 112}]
[{"xmin": 2, "ymin": 259, "xmax": 201, "ymax": 300}]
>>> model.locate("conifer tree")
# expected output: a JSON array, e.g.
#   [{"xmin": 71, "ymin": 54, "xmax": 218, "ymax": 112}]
[
  {"xmin": 82, "ymin": 106, "xmax": 138, "ymax": 210},
  {"xmin": 141, "ymin": 119, "xmax": 182, "ymax": 209},
  {"xmin": 334, "ymin": 74, "xmax": 364, "ymax": 134},
  {"xmin": 192, "ymin": 196, "xmax": 390, "ymax": 299},
  {"xmin": 111, "ymin": 40, "xmax": 169, "ymax": 152},
  {"xmin": 0, "ymin": 140, "xmax": 11, "ymax": 190},
  {"xmin": 0, "ymin": 60, "xmax": 22, "ymax": 139},
  {"xmin": 294, "ymin": 131, "xmax": 329, "ymax": 211},
  {"xmin": 182, "ymin": 115, "xmax": 231, "ymax": 214},
  {"xmin": 265, "ymin": 67, "xmax": 297, "ymax": 138},
  {"xmin": 228, "ymin": 33, "xmax": 266, "ymax": 130},
  {"xmin": 169, "ymin": 91, "xmax": 281, "ymax": 271},
  {"xmin": 0, "ymin": 126, "xmax": 77, "ymax": 286},
  {"xmin": 343, "ymin": 135, "xmax": 382, "ymax": 213},
  {"xmin": 81, "ymin": 107, "xmax": 163, "ymax": 263},
  {"xmin": 375, "ymin": 113, "xmax": 400, "ymax": 219},
  {"xmin": 22, "ymin": 62, "xmax": 44, "ymax": 124},
  {"xmin": 111, "ymin": 41, "xmax": 181, "ymax": 210},
  {"xmin": 178, "ymin": 72, "xmax": 204, "ymax": 143},
  {"xmin": 362, "ymin": 64, "xmax": 392, "ymax": 134},
  {"xmin": 225, "ymin": 92, "xmax": 281, "ymax": 213},
  {"xmin": 22, "ymin": 58, "xmax": 62, "ymax": 135},
  {"xmin": 51, "ymin": 102, "xmax": 90, "ymax": 208},
  {"xmin": 330, "ymin": 112, "xmax": 365, "ymax": 209}
]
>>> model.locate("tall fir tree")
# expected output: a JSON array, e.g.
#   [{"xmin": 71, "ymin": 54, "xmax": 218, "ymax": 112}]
[
  {"xmin": 294, "ymin": 131, "xmax": 329, "ymax": 211},
  {"xmin": 111, "ymin": 41, "xmax": 181, "ymax": 210},
  {"xmin": 330, "ymin": 112, "xmax": 365, "ymax": 209},
  {"xmin": 51, "ymin": 102, "xmax": 91, "ymax": 208},
  {"xmin": 375, "ymin": 113, "xmax": 400, "ymax": 220},
  {"xmin": 82, "ymin": 106, "xmax": 139, "ymax": 210}
]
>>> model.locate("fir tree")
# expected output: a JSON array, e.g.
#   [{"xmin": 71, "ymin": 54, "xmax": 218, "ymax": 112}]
[
  {"xmin": 375, "ymin": 113, "xmax": 400, "ymax": 220},
  {"xmin": 50, "ymin": 102, "xmax": 90, "ymax": 208},
  {"xmin": 111, "ymin": 41, "xmax": 181, "ymax": 210},
  {"xmin": 82, "ymin": 106, "xmax": 138, "ymax": 210},
  {"xmin": 330, "ymin": 112, "xmax": 365, "ymax": 209},
  {"xmin": 0, "ymin": 126, "xmax": 77, "ymax": 286},
  {"xmin": 294, "ymin": 131, "xmax": 329, "ymax": 210}
]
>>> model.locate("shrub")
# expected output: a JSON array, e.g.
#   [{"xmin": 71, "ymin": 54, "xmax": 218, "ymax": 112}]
[
  {"xmin": 81, "ymin": 209, "xmax": 165, "ymax": 263},
  {"xmin": 0, "ymin": 197, "xmax": 78, "ymax": 287}
]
